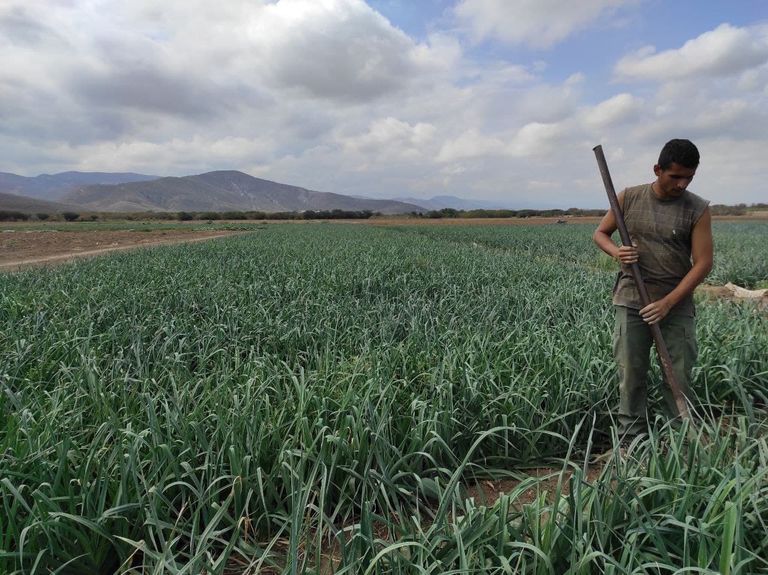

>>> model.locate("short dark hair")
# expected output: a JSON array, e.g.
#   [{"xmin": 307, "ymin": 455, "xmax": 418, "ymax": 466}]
[{"xmin": 658, "ymin": 139, "xmax": 699, "ymax": 170}]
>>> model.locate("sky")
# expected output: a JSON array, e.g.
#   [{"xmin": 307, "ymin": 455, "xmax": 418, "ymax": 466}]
[{"xmin": 1, "ymin": 0, "xmax": 766, "ymax": 208}]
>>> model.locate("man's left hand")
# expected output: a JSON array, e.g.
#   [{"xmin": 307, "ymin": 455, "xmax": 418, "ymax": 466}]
[{"xmin": 640, "ymin": 299, "xmax": 672, "ymax": 325}]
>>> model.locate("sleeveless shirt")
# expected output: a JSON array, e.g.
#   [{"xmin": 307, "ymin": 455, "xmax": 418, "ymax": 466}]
[{"xmin": 613, "ymin": 184, "xmax": 709, "ymax": 316}]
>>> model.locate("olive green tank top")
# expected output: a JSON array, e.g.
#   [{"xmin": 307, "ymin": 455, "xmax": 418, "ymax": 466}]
[{"xmin": 613, "ymin": 184, "xmax": 709, "ymax": 316}]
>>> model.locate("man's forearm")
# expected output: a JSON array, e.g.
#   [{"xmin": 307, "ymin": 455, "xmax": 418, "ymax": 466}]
[
  {"xmin": 662, "ymin": 261, "xmax": 713, "ymax": 308},
  {"xmin": 593, "ymin": 230, "xmax": 619, "ymax": 259}
]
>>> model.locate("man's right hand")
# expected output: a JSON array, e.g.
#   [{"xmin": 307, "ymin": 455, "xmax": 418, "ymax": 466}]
[{"xmin": 616, "ymin": 245, "xmax": 639, "ymax": 265}]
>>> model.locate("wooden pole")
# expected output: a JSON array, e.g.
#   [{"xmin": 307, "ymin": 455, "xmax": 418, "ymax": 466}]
[{"xmin": 593, "ymin": 145, "xmax": 690, "ymax": 420}]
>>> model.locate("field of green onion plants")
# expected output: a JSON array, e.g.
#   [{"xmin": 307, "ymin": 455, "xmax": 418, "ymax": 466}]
[{"xmin": 1, "ymin": 221, "xmax": 767, "ymax": 574}]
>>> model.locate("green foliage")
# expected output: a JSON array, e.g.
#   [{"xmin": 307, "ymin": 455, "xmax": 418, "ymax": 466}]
[
  {"xmin": 221, "ymin": 211, "xmax": 247, "ymax": 220},
  {"xmin": 707, "ymin": 222, "xmax": 768, "ymax": 288},
  {"xmin": 302, "ymin": 209, "xmax": 374, "ymax": 219},
  {"xmin": 61, "ymin": 211, "xmax": 80, "ymax": 221},
  {"xmin": 0, "ymin": 223, "xmax": 766, "ymax": 573},
  {"xmin": 711, "ymin": 204, "xmax": 747, "ymax": 216},
  {"xmin": 711, "ymin": 202, "xmax": 768, "ymax": 216},
  {"xmin": 422, "ymin": 207, "xmax": 606, "ymax": 219},
  {"xmin": 0, "ymin": 210, "xmax": 30, "ymax": 221}
]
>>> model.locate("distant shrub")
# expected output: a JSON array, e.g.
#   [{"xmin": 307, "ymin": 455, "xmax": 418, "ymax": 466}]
[
  {"xmin": 62, "ymin": 212, "xmax": 80, "ymax": 222},
  {"xmin": 711, "ymin": 204, "xmax": 747, "ymax": 216},
  {"xmin": 36, "ymin": 213, "xmax": 50, "ymax": 221},
  {"xmin": 0, "ymin": 210, "xmax": 30, "ymax": 221},
  {"xmin": 177, "ymin": 212, "xmax": 194, "ymax": 221},
  {"xmin": 302, "ymin": 209, "xmax": 375, "ymax": 220}
]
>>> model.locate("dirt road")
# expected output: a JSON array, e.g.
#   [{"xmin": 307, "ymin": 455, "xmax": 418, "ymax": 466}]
[{"xmin": 0, "ymin": 229, "xmax": 239, "ymax": 271}]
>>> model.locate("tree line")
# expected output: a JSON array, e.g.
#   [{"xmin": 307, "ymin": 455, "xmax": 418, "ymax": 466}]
[{"xmin": 1, "ymin": 203, "xmax": 766, "ymax": 222}]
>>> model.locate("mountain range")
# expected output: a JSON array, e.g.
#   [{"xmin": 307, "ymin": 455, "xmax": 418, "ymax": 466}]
[
  {"xmin": 0, "ymin": 170, "xmax": 521, "ymax": 215},
  {"xmin": 394, "ymin": 195, "xmax": 514, "ymax": 211},
  {"xmin": 0, "ymin": 192, "xmax": 79, "ymax": 214},
  {"xmin": 0, "ymin": 171, "xmax": 159, "ymax": 201},
  {"xmin": 0, "ymin": 170, "xmax": 425, "ymax": 214}
]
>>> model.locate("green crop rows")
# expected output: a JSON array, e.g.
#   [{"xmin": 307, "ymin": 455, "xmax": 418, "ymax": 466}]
[{"xmin": 1, "ymin": 222, "xmax": 767, "ymax": 574}]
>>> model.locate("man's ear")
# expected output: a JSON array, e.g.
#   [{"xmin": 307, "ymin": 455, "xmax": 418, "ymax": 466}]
[{"xmin": 653, "ymin": 164, "xmax": 662, "ymax": 177}]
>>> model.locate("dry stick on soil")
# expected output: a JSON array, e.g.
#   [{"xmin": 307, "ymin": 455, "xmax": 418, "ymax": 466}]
[{"xmin": 593, "ymin": 145, "xmax": 691, "ymax": 423}]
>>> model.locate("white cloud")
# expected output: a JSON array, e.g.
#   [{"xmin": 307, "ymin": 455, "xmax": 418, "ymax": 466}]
[
  {"xmin": 583, "ymin": 93, "xmax": 643, "ymax": 129},
  {"xmin": 437, "ymin": 130, "xmax": 505, "ymax": 162},
  {"xmin": 248, "ymin": 0, "xmax": 439, "ymax": 102},
  {"xmin": 455, "ymin": 0, "xmax": 630, "ymax": 48},
  {"xmin": 615, "ymin": 23, "xmax": 768, "ymax": 81},
  {"xmin": 695, "ymin": 138, "xmax": 768, "ymax": 204},
  {"xmin": 411, "ymin": 33, "xmax": 463, "ymax": 73},
  {"xmin": 227, "ymin": 0, "xmax": 457, "ymax": 106},
  {"xmin": 0, "ymin": 2, "xmax": 766, "ymax": 208},
  {"xmin": 507, "ymin": 121, "xmax": 567, "ymax": 156},
  {"xmin": 341, "ymin": 117, "xmax": 436, "ymax": 163},
  {"xmin": 45, "ymin": 136, "xmax": 277, "ymax": 176},
  {"xmin": 737, "ymin": 65, "xmax": 768, "ymax": 93}
]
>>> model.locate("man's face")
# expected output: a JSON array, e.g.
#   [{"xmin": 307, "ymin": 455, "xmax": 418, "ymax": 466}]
[{"xmin": 653, "ymin": 162, "xmax": 697, "ymax": 199}]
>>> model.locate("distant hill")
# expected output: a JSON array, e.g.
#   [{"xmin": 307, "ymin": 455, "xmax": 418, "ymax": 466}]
[
  {"xmin": 0, "ymin": 192, "xmax": 79, "ymax": 214},
  {"xmin": 64, "ymin": 170, "xmax": 424, "ymax": 214},
  {"xmin": 394, "ymin": 195, "xmax": 513, "ymax": 211},
  {"xmin": 0, "ymin": 171, "xmax": 159, "ymax": 201}
]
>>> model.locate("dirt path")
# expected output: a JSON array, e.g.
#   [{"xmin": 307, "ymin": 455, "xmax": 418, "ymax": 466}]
[
  {"xmin": 0, "ymin": 230, "xmax": 241, "ymax": 271},
  {"xmin": 365, "ymin": 216, "xmax": 603, "ymax": 226}
]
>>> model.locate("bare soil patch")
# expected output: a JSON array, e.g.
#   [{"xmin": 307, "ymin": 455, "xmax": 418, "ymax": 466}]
[
  {"xmin": 361, "ymin": 213, "xmax": 768, "ymax": 226},
  {"xmin": 365, "ymin": 216, "xmax": 603, "ymax": 226},
  {"xmin": 698, "ymin": 284, "xmax": 735, "ymax": 300},
  {"xmin": 718, "ymin": 212, "xmax": 768, "ymax": 220},
  {"xmin": 698, "ymin": 283, "xmax": 768, "ymax": 310},
  {"xmin": 0, "ymin": 229, "xmax": 240, "ymax": 271},
  {"xmin": 464, "ymin": 463, "xmax": 604, "ymax": 508}
]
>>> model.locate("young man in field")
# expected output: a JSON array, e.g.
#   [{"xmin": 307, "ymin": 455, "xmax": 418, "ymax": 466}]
[{"xmin": 593, "ymin": 139, "xmax": 713, "ymax": 439}]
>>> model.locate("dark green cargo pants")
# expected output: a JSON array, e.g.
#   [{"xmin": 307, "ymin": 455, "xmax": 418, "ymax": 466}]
[{"xmin": 613, "ymin": 305, "xmax": 697, "ymax": 437}]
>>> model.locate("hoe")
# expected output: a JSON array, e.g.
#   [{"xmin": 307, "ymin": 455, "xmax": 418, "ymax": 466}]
[{"xmin": 593, "ymin": 145, "xmax": 691, "ymax": 423}]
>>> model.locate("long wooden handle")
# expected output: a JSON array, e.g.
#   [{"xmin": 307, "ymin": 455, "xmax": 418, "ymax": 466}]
[{"xmin": 593, "ymin": 145, "xmax": 690, "ymax": 420}]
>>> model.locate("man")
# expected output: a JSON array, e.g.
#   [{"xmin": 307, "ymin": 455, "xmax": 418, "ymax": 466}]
[{"xmin": 593, "ymin": 139, "xmax": 713, "ymax": 438}]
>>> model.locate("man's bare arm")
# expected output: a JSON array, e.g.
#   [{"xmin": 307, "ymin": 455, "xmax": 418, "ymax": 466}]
[
  {"xmin": 639, "ymin": 208, "xmax": 713, "ymax": 324},
  {"xmin": 592, "ymin": 191, "xmax": 639, "ymax": 264}
]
